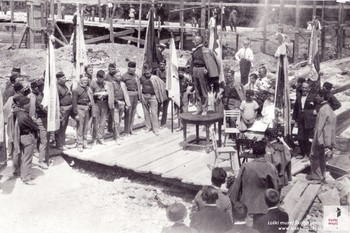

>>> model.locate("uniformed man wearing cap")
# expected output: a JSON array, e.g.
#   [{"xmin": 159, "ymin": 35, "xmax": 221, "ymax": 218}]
[
  {"xmin": 90, "ymin": 70, "xmax": 114, "ymax": 145},
  {"xmin": 156, "ymin": 60, "xmax": 169, "ymax": 127},
  {"xmin": 72, "ymin": 76, "xmax": 95, "ymax": 152},
  {"xmin": 55, "ymin": 72, "xmax": 73, "ymax": 150},
  {"xmin": 121, "ymin": 61, "xmax": 140, "ymax": 136},
  {"xmin": 105, "ymin": 63, "xmax": 118, "ymax": 83},
  {"xmin": 7, "ymin": 95, "xmax": 38, "ymax": 185}
]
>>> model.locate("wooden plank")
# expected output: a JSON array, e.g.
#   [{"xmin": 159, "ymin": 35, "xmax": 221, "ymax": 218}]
[
  {"xmin": 281, "ymin": 180, "xmax": 309, "ymax": 215},
  {"xmin": 288, "ymin": 184, "xmax": 321, "ymax": 233},
  {"xmin": 291, "ymin": 158, "xmax": 310, "ymax": 175},
  {"xmin": 85, "ymin": 29, "xmax": 135, "ymax": 44},
  {"xmin": 55, "ymin": 23, "xmax": 69, "ymax": 44},
  {"xmin": 16, "ymin": 26, "xmax": 28, "ymax": 49},
  {"xmin": 136, "ymin": 150, "xmax": 202, "ymax": 174},
  {"xmin": 119, "ymin": 35, "xmax": 145, "ymax": 44},
  {"xmin": 50, "ymin": 34, "xmax": 67, "ymax": 46},
  {"xmin": 137, "ymin": 0, "xmax": 142, "ymax": 48},
  {"xmin": 294, "ymin": 0, "xmax": 300, "ymax": 62}
]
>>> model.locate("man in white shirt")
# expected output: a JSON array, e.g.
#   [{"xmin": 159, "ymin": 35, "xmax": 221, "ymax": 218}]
[{"xmin": 235, "ymin": 39, "xmax": 254, "ymax": 85}]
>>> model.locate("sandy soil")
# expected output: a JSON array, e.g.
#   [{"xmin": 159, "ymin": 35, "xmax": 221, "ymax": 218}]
[{"xmin": 0, "ymin": 156, "xmax": 195, "ymax": 233}]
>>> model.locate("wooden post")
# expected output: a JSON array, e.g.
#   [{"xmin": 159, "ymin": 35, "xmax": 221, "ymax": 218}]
[
  {"xmin": 50, "ymin": 0, "xmax": 54, "ymax": 21},
  {"xmin": 262, "ymin": 0, "xmax": 269, "ymax": 53},
  {"xmin": 220, "ymin": 2, "xmax": 223, "ymax": 50},
  {"xmin": 337, "ymin": 3, "xmax": 344, "ymax": 59},
  {"xmin": 312, "ymin": 0, "xmax": 316, "ymax": 18},
  {"xmin": 180, "ymin": 0, "xmax": 184, "ymax": 50},
  {"xmin": 294, "ymin": 0, "xmax": 300, "ymax": 62},
  {"xmin": 109, "ymin": 16, "xmax": 114, "ymax": 43},
  {"xmin": 137, "ymin": 0, "xmax": 142, "ymax": 48},
  {"xmin": 98, "ymin": 0, "xmax": 102, "ymax": 22},
  {"xmin": 200, "ymin": 0, "xmax": 206, "ymax": 36},
  {"xmin": 10, "ymin": 0, "xmax": 14, "ymax": 48},
  {"xmin": 320, "ymin": 0, "xmax": 325, "ymax": 61},
  {"xmin": 57, "ymin": 0, "xmax": 62, "ymax": 19},
  {"xmin": 278, "ymin": 0, "xmax": 285, "ymax": 33}
]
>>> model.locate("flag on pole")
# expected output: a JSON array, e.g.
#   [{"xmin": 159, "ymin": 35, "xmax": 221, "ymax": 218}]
[
  {"xmin": 208, "ymin": 16, "xmax": 224, "ymax": 84},
  {"xmin": 275, "ymin": 52, "xmax": 291, "ymax": 137},
  {"xmin": 167, "ymin": 37, "xmax": 180, "ymax": 107},
  {"xmin": 42, "ymin": 35, "xmax": 60, "ymax": 132},
  {"xmin": 74, "ymin": 8, "xmax": 88, "ymax": 84},
  {"xmin": 307, "ymin": 19, "xmax": 320, "ymax": 82},
  {"xmin": 143, "ymin": 7, "xmax": 157, "ymax": 72}
]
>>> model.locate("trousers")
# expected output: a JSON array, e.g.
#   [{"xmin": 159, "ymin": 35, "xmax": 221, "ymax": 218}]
[
  {"xmin": 94, "ymin": 100, "xmax": 109, "ymax": 141},
  {"xmin": 124, "ymin": 91, "xmax": 138, "ymax": 134},
  {"xmin": 13, "ymin": 133, "xmax": 35, "ymax": 181},
  {"xmin": 310, "ymin": 142, "xmax": 326, "ymax": 180},
  {"xmin": 76, "ymin": 105, "xmax": 91, "ymax": 146},
  {"xmin": 142, "ymin": 94, "xmax": 159, "ymax": 133},
  {"xmin": 55, "ymin": 105, "xmax": 73, "ymax": 147},
  {"xmin": 37, "ymin": 117, "xmax": 49, "ymax": 163},
  {"xmin": 192, "ymin": 67, "xmax": 208, "ymax": 112},
  {"xmin": 113, "ymin": 100, "xmax": 125, "ymax": 139}
]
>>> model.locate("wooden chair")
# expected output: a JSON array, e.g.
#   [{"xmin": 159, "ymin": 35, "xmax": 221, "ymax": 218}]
[
  {"xmin": 209, "ymin": 128, "xmax": 236, "ymax": 171},
  {"xmin": 236, "ymin": 138, "xmax": 255, "ymax": 167},
  {"xmin": 223, "ymin": 109, "xmax": 241, "ymax": 146}
]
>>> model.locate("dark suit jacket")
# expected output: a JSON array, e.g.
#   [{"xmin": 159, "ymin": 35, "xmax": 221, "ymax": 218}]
[
  {"xmin": 225, "ymin": 224, "xmax": 259, "ymax": 233},
  {"xmin": 292, "ymin": 92, "xmax": 317, "ymax": 129},
  {"xmin": 254, "ymin": 207, "xmax": 289, "ymax": 233}
]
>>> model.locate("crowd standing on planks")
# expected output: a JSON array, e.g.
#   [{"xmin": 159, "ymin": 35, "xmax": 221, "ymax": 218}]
[{"xmin": 0, "ymin": 13, "xmax": 342, "ymax": 233}]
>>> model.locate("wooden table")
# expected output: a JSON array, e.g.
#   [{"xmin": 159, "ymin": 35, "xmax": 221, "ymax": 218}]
[{"xmin": 180, "ymin": 112, "xmax": 224, "ymax": 153}]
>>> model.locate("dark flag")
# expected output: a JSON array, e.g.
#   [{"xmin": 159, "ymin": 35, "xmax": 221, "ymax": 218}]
[{"xmin": 143, "ymin": 7, "xmax": 157, "ymax": 72}]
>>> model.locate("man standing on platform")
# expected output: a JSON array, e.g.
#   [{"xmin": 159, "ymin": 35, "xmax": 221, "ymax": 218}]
[
  {"xmin": 235, "ymin": 39, "xmax": 254, "ymax": 85},
  {"xmin": 121, "ymin": 61, "xmax": 140, "ymax": 136},
  {"xmin": 156, "ymin": 60, "xmax": 169, "ymax": 127},
  {"xmin": 72, "ymin": 76, "xmax": 94, "ymax": 152},
  {"xmin": 140, "ymin": 66, "xmax": 166, "ymax": 136},
  {"xmin": 55, "ymin": 72, "xmax": 73, "ymax": 151},
  {"xmin": 105, "ymin": 63, "xmax": 118, "ymax": 82},
  {"xmin": 111, "ymin": 71, "xmax": 130, "ymax": 144},
  {"xmin": 292, "ymin": 82, "xmax": 317, "ymax": 159},
  {"xmin": 307, "ymin": 89, "xmax": 336, "ymax": 182},
  {"xmin": 190, "ymin": 35, "xmax": 220, "ymax": 116},
  {"xmin": 90, "ymin": 70, "xmax": 114, "ymax": 145}
]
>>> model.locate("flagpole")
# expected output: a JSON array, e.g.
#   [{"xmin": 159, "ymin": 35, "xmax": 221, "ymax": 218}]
[
  {"xmin": 220, "ymin": 2, "xmax": 223, "ymax": 57},
  {"xmin": 171, "ymin": 100, "xmax": 174, "ymax": 133}
]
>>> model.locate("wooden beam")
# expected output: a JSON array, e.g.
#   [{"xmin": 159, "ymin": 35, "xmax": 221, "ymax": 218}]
[
  {"xmin": 338, "ymin": 3, "xmax": 344, "ymax": 59},
  {"xmin": 312, "ymin": 0, "xmax": 317, "ymax": 17},
  {"xmin": 137, "ymin": 0, "xmax": 142, "ymax": 48},
  {"xmin": 85, "ymin": 29, "xmax": 135, "ymax": 44},
  {"xmin": 55, "ymin": 23, "xmax": 69, "ymax": 44},
  {"xmin": 294, "ymin": 0, "xmax": 300, "ymax": 62},
  {"xmin": 180, "ymin": 0, "xmax": 184, "ymax": 50},
  {"xmin": 281, "ymin": 180, "xmax": 308, "ymax": 213},
  {"xmin": 119, "ymin": 35, "xmax": 145, "ymax": 45},
  {"xmin": 200, "ymin": 0, "xmax": 206, "ymax": 37},
  {"xmin": 16, "ymin": 26, "xmax": 28, "ymax": 49},
  {"xmin": 48, "ymin": 33, "xmax": 67, "ymax": 47},
  {"xmin": 10, "ymin": 0, "xmax": 14, "ymax": 49},
  {"xmin": 98, "ymin": 0, "xmax": 102, "ymax": 22},
  {"xmin": 262, "ymin": 0, "xmax": 269, "ymax": 53},
  {"xmin": 278, "ymin": 0, "xmax": 285, "ymax": 32},
  {"xmin": 58, "ymin": 0, "xmax": 62, "ymax": 19}
]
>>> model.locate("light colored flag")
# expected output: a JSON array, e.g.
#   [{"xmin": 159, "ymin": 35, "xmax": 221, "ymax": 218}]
[
  {"xmin": 166, "ymin": 38, "xmax": 180, "ymax": 107},
  {"xmin": 42, "ymin": 35, "xmax": 60, "ymax": 132},
  {"xmin": 75, "ymin": 9, "xmax": 88, "ymax": 84},
  {"xmin": 208, "ymin": 16, "xmax": 224, "ymax": 84}
]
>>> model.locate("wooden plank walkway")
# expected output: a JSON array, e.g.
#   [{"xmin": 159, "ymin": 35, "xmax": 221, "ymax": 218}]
[{"xmin": 63, "ymin": 119, "xmax": 311, "ymax": 188}]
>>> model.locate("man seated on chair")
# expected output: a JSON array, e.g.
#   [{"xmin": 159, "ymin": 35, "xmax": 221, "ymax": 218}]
[
  {"xmin": 190, "ymin": 167, "xmax": 233, "ymax": 223},
  {"xmin": 228, "ymin": 141, "xmax": 279, "ymax": 228}
]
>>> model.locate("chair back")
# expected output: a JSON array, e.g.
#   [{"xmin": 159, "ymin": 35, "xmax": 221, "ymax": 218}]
[
  {"xmin": 223, "ymin": 109, "xmax": 240, "ymax": 130},
  {"xmin": 236, "ymin": 138, "xmax": 254, "ymax": 157},
  {"xmin": 209, "ymin": 128, "xmax": 218, "ymax": 156}
]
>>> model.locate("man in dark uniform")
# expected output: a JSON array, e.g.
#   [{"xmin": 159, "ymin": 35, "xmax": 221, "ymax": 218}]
[
  {"xmin": 9, "ymin": 96, "xmax": 38, "ymax": 185},
  {"xmin": 322, "ymin": 82, "xmax": 341, "ymax": 111},
  {"xmin": 105, "ymin": 63, "xmax": 118, "ymax": 82},
  {"xmin": 121, "ymin": 61, "xmax": 140, "ymax": 136},
  {"xmin": 72, "ymin": 76, "xmax": 94, "ymax": 152},
  {"xmin": 55, "ymin": 72, "xmax": 73, "ymax": 150},
  {"xmin": 33, "ymin": 78, "xmax": 49, "ymax": 170}
]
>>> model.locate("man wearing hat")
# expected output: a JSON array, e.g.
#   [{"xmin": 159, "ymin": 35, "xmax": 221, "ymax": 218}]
[
  {"xmin": 7, "ymin": 95, "xmax": 38, "ymax": 185},
  {"xmin": 228, "ymin": 141, "xmax": 279, "ymax": 227},
  {"xmin": 4, "ymin": 67, "xmax": 21, "ymax": 97},
  {"xmin": 105, "ymin": 63, "xmax": 118, "ymax": 83},
  {"xmin": 235, "ymin": 39, "xmax": 254, "ymax": 85},
  {"xmin": 90, "ymin": 70, "xmax": 114, "ymax": 145},
  {"xmin": 156, "ymin": 60, "xmax": 169, "ymax": 127},
  {"xmin": 3, "ymin": 73, "xmax": 20, "ymax": 103},
  {"xmin": 162, "ymin": 203, "xmax": 197, "ymax": 233},
  {"xmin": 254, "ymin": 189, "xmax": 289, "ymax": 233},
  {"xmin": 191, "ymin": 167, "xmax": 233, "ymax": 223},
  {"xmin": 140, "ymin": 66, "xmax": 167, "ymax": 136},
  {"xmin": 72, "ymin": 76, "xmax": 94, "ymax": 152},
  {"xmin": 190, "ymin": 35, "xmax": 221, "ymax": 116},
  {"xmin": 55, "ymin": 72, "xmax": 73, "ymax": 150},
  {"xmin": 121, "ymin": 61, "xmax": 140, "ymax": 136},
  {"xmin": 322, "ymin": 82, "xmax": 341, "ymax": 111},
  {"xmin": 33, "ymin": 78, "xmax": 50, "ymax": 170}
]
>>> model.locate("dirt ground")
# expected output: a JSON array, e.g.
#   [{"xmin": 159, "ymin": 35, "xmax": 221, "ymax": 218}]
[{"xmin": 0, "ymin": 156, "xmax": 195, "ymax": 233}]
